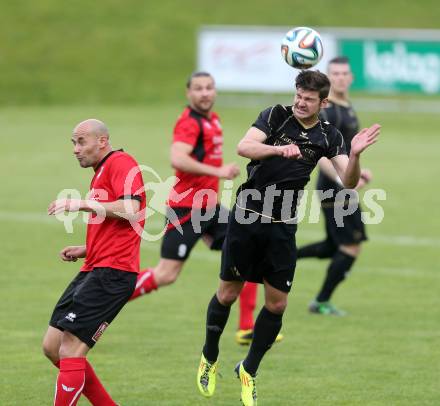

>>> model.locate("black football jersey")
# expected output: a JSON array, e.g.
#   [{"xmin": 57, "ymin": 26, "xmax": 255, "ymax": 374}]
[
  {"xmin": 236, "ymin": 104, "xmax": 346, "ymax": 221},
  {"xmin": 318, "ymin": 99, "xmax": 360, "ymax": 193},
  {"xmin": 320, "ymin": 99, "xmax": 359, "ymax": 155}
]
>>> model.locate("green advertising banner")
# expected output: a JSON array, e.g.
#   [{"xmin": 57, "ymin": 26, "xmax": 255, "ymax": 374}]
[{"xmin": 340, "ymin": 39, "xmax": 440, "ymax": 94}]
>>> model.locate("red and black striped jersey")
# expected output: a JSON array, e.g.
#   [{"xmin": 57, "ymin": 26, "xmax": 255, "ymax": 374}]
[{"xmin": 168, "ymin": 106, "xmax": 223, "ymax": 209}]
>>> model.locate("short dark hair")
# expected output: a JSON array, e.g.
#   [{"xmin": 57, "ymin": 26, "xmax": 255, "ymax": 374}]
[
  {"xmin": 328, "ymin": 56, "xmax": 350, "ymax": 65},
  {"xmin": 295, "ymin": 70, "xmax": 330, "ymax": 100},
  {"xmin": 186, "ymin": 71, "xmax": 213, "ymax": 88}
]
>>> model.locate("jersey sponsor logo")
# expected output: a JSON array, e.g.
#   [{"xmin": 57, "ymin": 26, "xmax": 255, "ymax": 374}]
[
  {"xmin": 92, "ymin": 322, "xmax": 109, "ymax": 343},
  {"xmin": 210, "ymin": 135, "xmax": 223, "ymax": 160},
  {"xmin": 274, "ymin": 133, "xmax": 295, "ymax": 146},
  {"xmin": 212, "ymin": 135, "xmax": 223, "ymax": 145},
  {"xmin": 299, "ymin": 147, "xmax": 318, "ymax": 164},
  {"xmin": 88, "ymin": 188, "xmax": 109, "ymax": 202},
  {"xmin": 62, "ymin": 384, "xmax": 76, "ymax": 392},
  {"xmin": 65, "ymin": 312, "xmax": 77, "ymax": 322},
  {"xmin": 213, "ymin": 118, "xmax": 222, "ymax": 130}
]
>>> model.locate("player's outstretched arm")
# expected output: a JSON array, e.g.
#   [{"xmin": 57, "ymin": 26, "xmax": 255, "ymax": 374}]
[
  {"xmin": 319, "ymin": 158, "xmax": 372, "ymax": 190},
  {"xmin": 330, "ymin": 124, "xmax": 380, "ymax": 189},
  {"xmin": 84, "ymin": 199, "xmax": 141, "ymax": 220},
  {"xmin": 48, "ymin": 198, "xmax": 141, "ymax": 221},
  {"xmin": 318, "ymin": 157, "xmax": 343, "ymax": 185},
  {"xmin": 170, "ymin": 142, "xmax": 240, "ymax": 179},
  {"xmin": 237, "ymin": 127, "xmax": 302, "ymax": 160}
]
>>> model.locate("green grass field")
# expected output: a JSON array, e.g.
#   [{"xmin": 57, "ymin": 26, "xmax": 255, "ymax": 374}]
[{"xmin": 1, "ymin": 103, "xmax": 439, "ymax": 405}]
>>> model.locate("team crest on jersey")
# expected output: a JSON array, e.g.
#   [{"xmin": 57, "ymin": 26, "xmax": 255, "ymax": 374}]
[
  {"xmin": 88, "ymin": 188, "xmax": 109, "ymax": 202},
  {"xmin": 92, "ymin": 322, "xmax": 109, "ymax": 342}
]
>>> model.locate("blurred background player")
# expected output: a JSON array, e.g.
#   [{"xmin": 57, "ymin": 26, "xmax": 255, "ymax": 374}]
[
  {"xmin": 196, "ymin": 70, "xmax": 380, "ymax": 405},
  {"xmin": 42, "ymin": 119, "xmax": 145, "ymax": 405},
  {"xmin": 130, "ymin": 72, "xmax": 240, "ymax": 299},
  {"xmin": 297, "ymin": 56, "xmax": 373, "ymax": 315}
]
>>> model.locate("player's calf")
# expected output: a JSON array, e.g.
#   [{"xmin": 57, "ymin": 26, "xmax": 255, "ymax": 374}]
[{"xmin": 153, "ymin": 259, "xmax": 184, "ymax": 286}]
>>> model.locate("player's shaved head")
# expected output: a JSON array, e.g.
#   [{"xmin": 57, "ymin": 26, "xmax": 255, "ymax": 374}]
[
  {"xmin": 73, "ymin": 119, "xmax": 109, "ymax": 139},
  {"xmin": 71, "ymin": 119, "xmax": 112, "ymax": 168}
]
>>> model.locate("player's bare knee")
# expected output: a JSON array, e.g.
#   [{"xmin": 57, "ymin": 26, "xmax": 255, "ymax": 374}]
[
  {"xmin": 42, "ymin": 327, "xmax": 62, "ymax": 363},
  {"xmin": 42, "ymin": 340, "xmax": 59, "ymax": 363},
  {"xmin": 340, "ymin": 244, "xmax": 361, "ymax": 257},
  {"xmin": 58, "ymin": 332, "xmax": 88, "ymax": 359},
  {"xmin": 216, "ymin": 283, "xmax": 241, "ymax": 306},
  {"xmin": 58, "ymin": 340, "xmax": 72, "ymax": 359},
  {"xmin": 216, "ymin": 290, "xmax": 237, "ymax": 306},
  {"xmin": 265, "ymin": 299, "xmax": 287, "ymax": 315}
]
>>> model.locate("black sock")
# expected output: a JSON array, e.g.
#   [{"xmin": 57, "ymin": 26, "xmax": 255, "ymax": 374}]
[
  {"xmin": 297, "ymin": 239, "xmax": 337, "ymax": 259},
  {"xmin": 243, "ymin": 307, "xmax": 282, "ymax": 376},
  {"xmin": 202, "ymin": 294, "xmax": 231, "ymax": 363},
  {"xmin": 316, "ymin": 250, "xmax": 356, "ymax": 302}
]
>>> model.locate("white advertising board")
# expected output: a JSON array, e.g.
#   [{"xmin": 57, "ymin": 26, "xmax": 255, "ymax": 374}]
[{"xmin": 198, "ymin": 26, "xmax": 337, "ymax": 93}]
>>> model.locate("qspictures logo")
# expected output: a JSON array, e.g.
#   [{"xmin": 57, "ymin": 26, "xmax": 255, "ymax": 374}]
[{"xmin": 53, "ymin": 164, "xmax": 387, "ymax": 241}]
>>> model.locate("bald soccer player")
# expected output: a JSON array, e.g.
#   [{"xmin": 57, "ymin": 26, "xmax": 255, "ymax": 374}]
[{"xmin": 43, "ymin": 119, "xmax": 146, "ymax": 406}]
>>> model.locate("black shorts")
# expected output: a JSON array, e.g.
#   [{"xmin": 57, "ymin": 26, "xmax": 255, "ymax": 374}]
[
  {"xmin": 160, "ymin": 204, "xmax": 229, "ymax": 260},
  {"xmin": 317, "ymin": 175, "xmax": 367, "ymax": 246},
  {"xmin": 49, "ymin": 268, "xmax": 136, "ymax": 348},
  {"xmin": 220, "ymin": 205, "xmax": 297, "ymax": 293},
  {"xmin": 322, "ymin": 203, "xmax": 367, "ymax": 246}
]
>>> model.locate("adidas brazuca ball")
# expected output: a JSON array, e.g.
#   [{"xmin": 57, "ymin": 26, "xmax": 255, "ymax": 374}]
[{"xmin": 281, "ymin": 27, "xmax": 323, "ymax": 69}]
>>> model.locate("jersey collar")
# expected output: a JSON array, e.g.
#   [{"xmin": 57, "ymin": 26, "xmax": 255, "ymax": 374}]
[
  {"xmin": 188, "ymin": 105, "xmax": 212, "ymax": 120},
  {"xmin": 293, "ymin": 114, "xmax": 320, "ymax": 130},
  {"xmin": 94, "ymin": 149, "xmax": 123, "ymax": 172}
]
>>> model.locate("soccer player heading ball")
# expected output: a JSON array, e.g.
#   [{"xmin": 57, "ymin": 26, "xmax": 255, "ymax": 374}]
[{"xmin": 197, "ymin": 70, "xmax": 380, "ymax": 406}]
